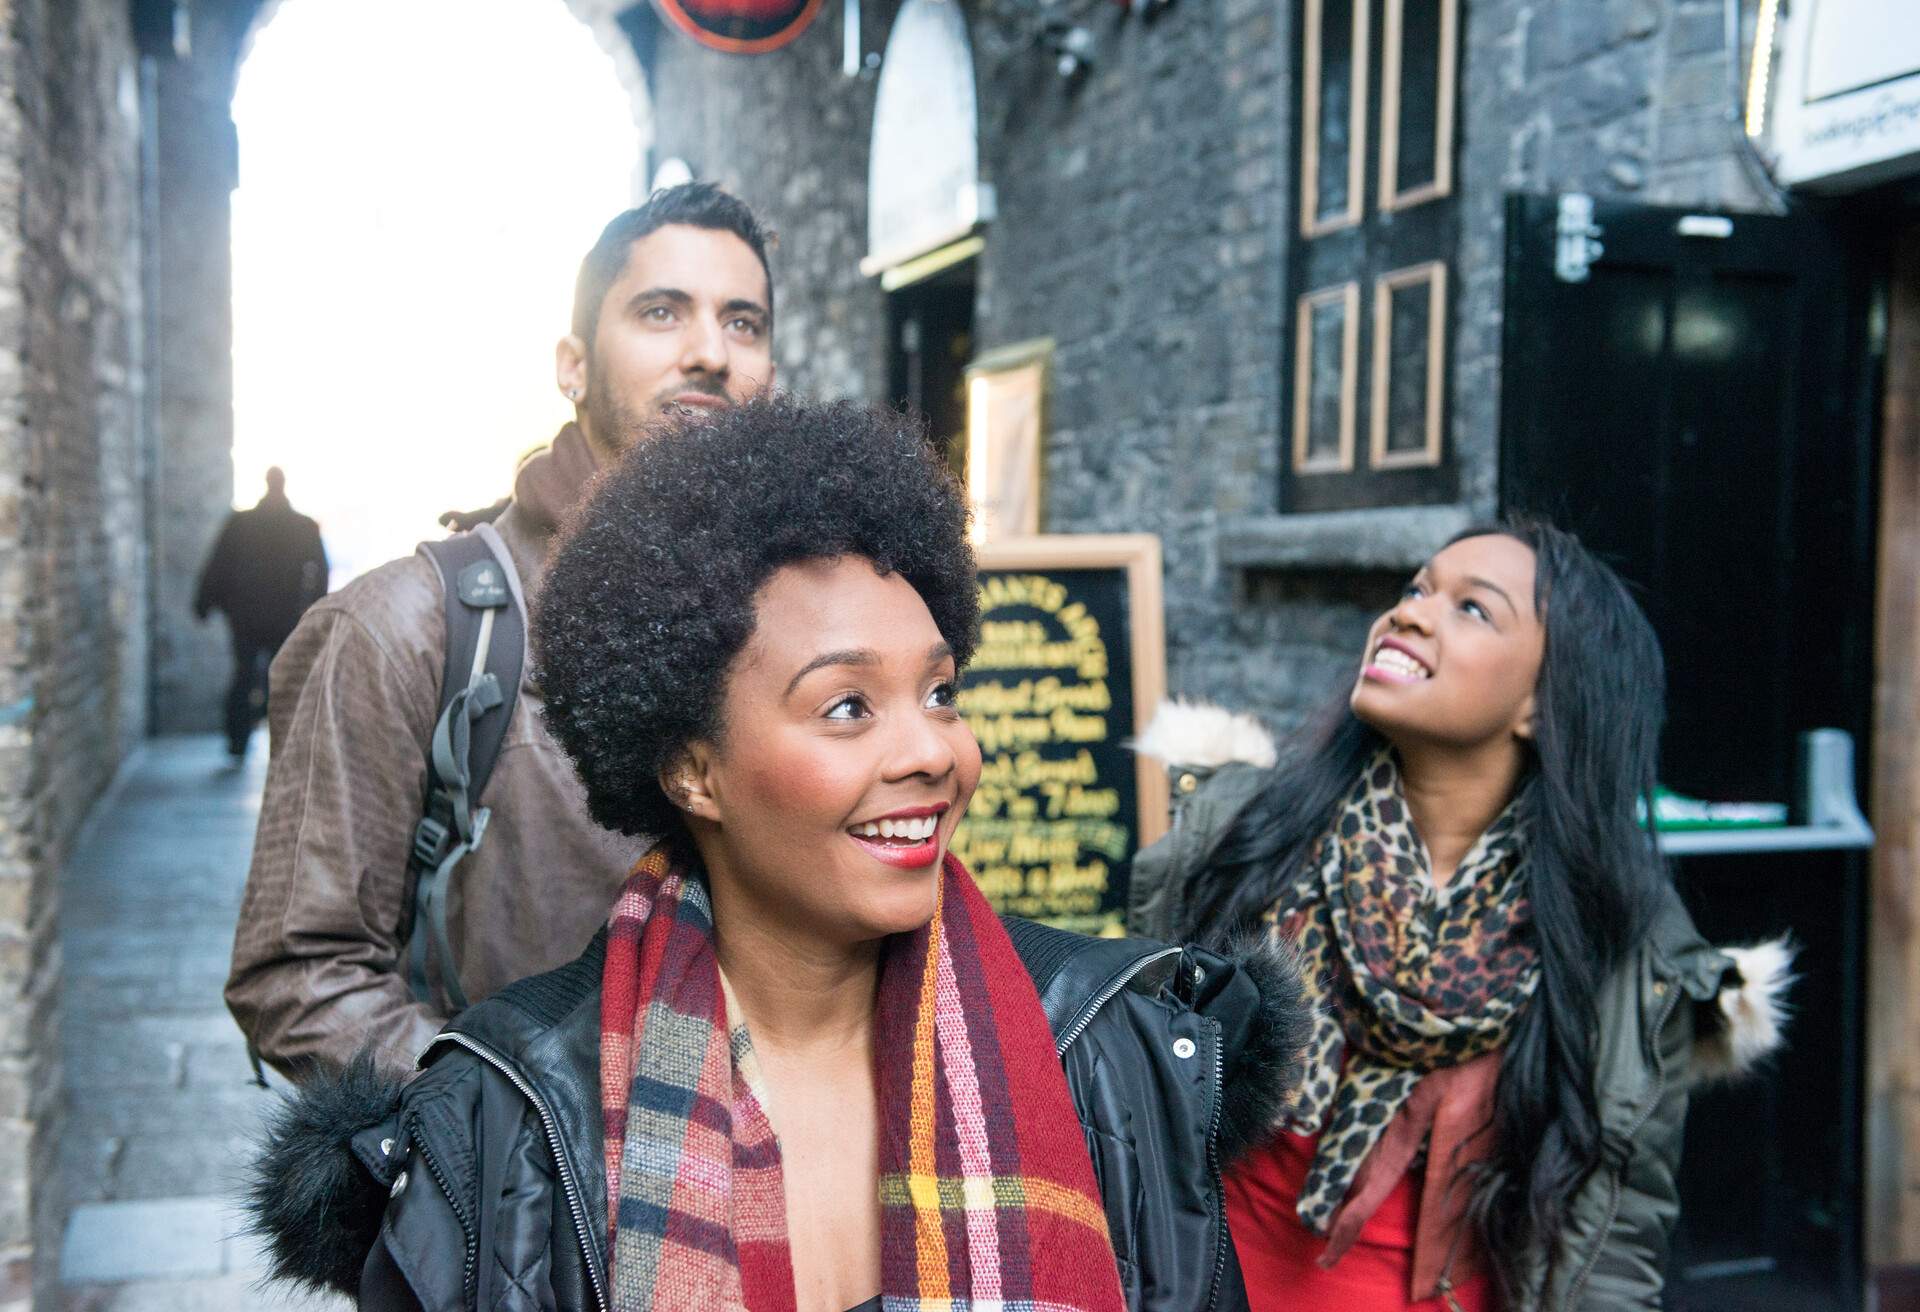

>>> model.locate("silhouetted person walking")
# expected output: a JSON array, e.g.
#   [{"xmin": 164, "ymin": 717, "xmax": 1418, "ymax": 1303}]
[{"xmin": 195, "ymin": 467, "xmax": 328, "ymax": 759}]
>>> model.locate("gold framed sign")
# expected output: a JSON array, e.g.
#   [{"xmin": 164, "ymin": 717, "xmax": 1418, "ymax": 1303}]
[{"xmin": 952, "ymin": 534, "xmax": 1168, "ymax": 936}]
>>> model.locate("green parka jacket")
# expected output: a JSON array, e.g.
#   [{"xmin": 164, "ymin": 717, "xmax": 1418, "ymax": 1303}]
[{"xmin": 1126, "ymin": 702, "xmax": 1792, "ymax": 1312}]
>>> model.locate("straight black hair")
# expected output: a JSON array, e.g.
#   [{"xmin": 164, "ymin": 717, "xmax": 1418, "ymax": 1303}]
[
  {"xmin": 1185, "ymin": 516, "xmax": 1668, "ymax": 1298},
  {"xmin": 570, "ymin": 181, "xmax": 776, "ymax": 343}
]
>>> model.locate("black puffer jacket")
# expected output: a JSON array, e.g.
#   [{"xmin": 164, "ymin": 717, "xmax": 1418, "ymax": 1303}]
[{"xmin": 248, "ymin": 920, "xmax": 1308, "ymax": 1312}]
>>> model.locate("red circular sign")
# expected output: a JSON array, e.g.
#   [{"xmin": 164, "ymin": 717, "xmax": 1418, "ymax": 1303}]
[{"xmin": 653, "ymin": 0, "xmax": 825, "ymax": 54}]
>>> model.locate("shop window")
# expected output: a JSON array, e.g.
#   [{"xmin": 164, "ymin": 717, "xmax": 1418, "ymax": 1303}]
[{"xmin": 1285, "ymin": 0, "xmax": 1460, "ymax": 514}]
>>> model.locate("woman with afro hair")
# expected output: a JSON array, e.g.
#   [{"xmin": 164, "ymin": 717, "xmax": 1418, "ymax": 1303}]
[{"xmin": 246, "ymin": 394, "xmax": 1308, "ymax": 1312}]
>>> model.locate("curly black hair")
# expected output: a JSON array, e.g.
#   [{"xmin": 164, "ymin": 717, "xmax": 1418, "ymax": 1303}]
[{"xmin": 534, "ymin": 394, "xmax": 978, "ymax": 845}]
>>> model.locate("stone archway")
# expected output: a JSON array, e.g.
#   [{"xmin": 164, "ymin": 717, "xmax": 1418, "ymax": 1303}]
[{"xmin": 148, "ymin": 0, "xmax": 654, "ymax": 734}]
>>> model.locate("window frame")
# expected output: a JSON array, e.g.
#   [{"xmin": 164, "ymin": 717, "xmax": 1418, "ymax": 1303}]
[
  {"xmin": 1292, "ymin": 281, "xmax": 1363, "ymax": 475},
  {"xmin": 1378, "ymin": 0, "xmax": 1459, "ymax": 212},
  {"xmin": 1299, "ymin": 0, "xmax": 1372, "ymax": 238},
  {"xmin": 1369, "ymin": 260, "xmax": 1449, "ymax": 471}
]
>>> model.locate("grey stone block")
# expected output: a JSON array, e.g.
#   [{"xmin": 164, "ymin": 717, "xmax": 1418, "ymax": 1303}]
[
  {"xmin": 1217, "ymin": 505, "xmax": 1479, "ymax": 572},
  {"xmin": 58, "ymin": 1199, "xmax": 225, "ymax": 1284}
]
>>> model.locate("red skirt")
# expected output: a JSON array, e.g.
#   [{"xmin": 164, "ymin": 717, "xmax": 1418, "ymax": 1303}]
[{"xmin": 1225, "ymin": 1130, "xmax": 1498, "ymax": 1312}]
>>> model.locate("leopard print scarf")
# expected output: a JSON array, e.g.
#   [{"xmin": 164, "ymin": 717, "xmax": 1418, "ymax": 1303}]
[{"xmin": 1269, "ymin": 750, "xmax": 1538, "ymax": 1236}]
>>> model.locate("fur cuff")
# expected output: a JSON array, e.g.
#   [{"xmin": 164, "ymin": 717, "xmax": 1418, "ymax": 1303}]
[
  {"xmin": 1132, "ymin": 698, "xmax": 1278, "ymax": 771},
  {"xmin": 244, "ymin": 1051, "xmax": 406, "ymax": 1295},
  {"xmin": 1690, "ymin": 938, "xmax": 1794, "ymax": 1084}
]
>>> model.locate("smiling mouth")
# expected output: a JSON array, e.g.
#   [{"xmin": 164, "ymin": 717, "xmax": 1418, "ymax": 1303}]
[
  {"xmin": 845, "ymin": 808, "xmax": 947, "ymax": 869},
  {"xmin": 1366, "ymin": 643, "xmax": 1432, "ymax": 682},
  {"xmin": 847, "ymin": 814, "xmax": 940, "ymax": 845}
]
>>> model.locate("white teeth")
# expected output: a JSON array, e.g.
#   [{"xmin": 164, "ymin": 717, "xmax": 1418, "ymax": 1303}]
[
  {"xmin": 1373, "ymin": 647, "xmax": 1429, "ymax": 678},
  {"xmin": 851, "ymin": 816, "xmax": 939, "ymax": 842}
]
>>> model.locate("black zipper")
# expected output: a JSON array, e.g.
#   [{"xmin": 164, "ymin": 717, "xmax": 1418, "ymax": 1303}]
[
  {"xmin": 405, "ymin": 1121, "xmax": 479, "ymax": 1301},
  {"xmin": 1204, "ymin": 1016, "xmax": 1229, "ymax": 1312},
  {"xmin": 428, "ymin": 1032, "xmax": 609, "ymax": 1312},
  {"xmin": 1054, "ymin": 946, "xmax": 1183, "ymax": 1057},
  {"xmin": 1561, "ymin": 977, "xmax": 1681, "ymax": 1309}
]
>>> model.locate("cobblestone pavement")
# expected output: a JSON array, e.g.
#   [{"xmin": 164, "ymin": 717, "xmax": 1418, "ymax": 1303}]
[{"xmin": 56, "ymin": 734, "xmax": 346, "ymax": 1311}]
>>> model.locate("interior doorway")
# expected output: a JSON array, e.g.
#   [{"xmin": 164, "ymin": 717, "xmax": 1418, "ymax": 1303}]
[
  {"xmin": 1501, "ymin": 193, "xmax": 1884, "ymax": 1311},
  {"xmin": 887, "ymin": 259, "xmax": 976, "ymax": 475}
]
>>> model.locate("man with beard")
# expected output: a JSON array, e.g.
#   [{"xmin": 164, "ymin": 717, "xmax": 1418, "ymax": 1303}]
[{"xmin": 227, "ymin": 183, "xmax": 777, "ymax": 1078}]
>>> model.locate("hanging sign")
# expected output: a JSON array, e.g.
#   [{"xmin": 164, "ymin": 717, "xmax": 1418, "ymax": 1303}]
[
  {"xmin": 951, "ymin": 536, "xmax": 1168, "ymax": 937},
  {"xmin": 863, "ymin": 0, "xmax": 990, "ymax": 274},
  {"xmin": 652, "ymin": 0, "xmax": 823, "ymax": 54},
  {"xmin": 1770, "ymin": 0, "xmax": 1920, "ymax": 189}
]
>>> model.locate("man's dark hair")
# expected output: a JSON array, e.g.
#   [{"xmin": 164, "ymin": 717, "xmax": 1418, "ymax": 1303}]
[
  {"xmin": 534, "ymin": 395, "xmax": 977, "ymax": 847},
  {"xmin": 570, "ymin": 181, "xmax": 777, "ymax": 344}
]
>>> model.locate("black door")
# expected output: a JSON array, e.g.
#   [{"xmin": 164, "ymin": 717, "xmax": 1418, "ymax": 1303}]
[
  {"xmin": 887, "ymin": 261, "xmax": 976, "ymax": 473},
  {"xmin": 1501, "ymin": 194, "xmax": 1882, "ymax": 1311}
]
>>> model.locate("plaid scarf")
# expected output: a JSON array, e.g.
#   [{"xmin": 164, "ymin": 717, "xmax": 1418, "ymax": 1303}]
[
  {"xmin": 600, "ymin": 847, "xmax": 1127, "ymax": 1312},
  {"xmin": 1270, "ymin": 751, "xmax": 1538, "ymax": 1240}
]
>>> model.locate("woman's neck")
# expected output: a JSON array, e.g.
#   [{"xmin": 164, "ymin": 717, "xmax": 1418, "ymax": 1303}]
[
  {"xmin": 1393, "ymin": 737, "xmax": 1526, "ymax": 888},
  {"xmin": 707, "ymin": 880, "xmax": 881, "ymax": 1058}
]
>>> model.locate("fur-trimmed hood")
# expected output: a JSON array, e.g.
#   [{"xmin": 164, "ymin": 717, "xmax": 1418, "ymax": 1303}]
[
  {"xmin": 1686, "ymin": 937, "xmax": 1794, "ymax": 1085},
  {"xmin": 1208, "ymin": 929, "xmax": 1312, "ymax": 1163},
  {"xmin": 1133, "ymin": 697, "xmax": 1795, "ymax": 1085},
  {"xmin": 245, "ymin": 1052, "xmax": 407, "ymax": 1296}
]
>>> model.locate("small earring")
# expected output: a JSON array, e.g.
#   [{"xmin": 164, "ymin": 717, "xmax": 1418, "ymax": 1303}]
[{"xmin": 567, "ymin": 387, "xmax": 581, "ymax": 401}]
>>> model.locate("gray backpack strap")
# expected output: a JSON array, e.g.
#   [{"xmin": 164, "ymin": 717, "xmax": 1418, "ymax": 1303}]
[{"xmin": 407, "ymin": 529, "xmax": 524, "ymax": 1011}]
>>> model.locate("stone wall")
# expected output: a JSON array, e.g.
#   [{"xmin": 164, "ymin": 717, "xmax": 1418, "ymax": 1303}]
[
  {"xmin": 0, "ymin": 0, "xmax": 147, "ymax": 1303},
  {"xmin": 638, "ymin": 0, "xmax": 1771, "ymax": 740},
  {"xmin": 647, "ymin": 4, "xmax": 886, "ymax": 402},
  {"xmin": 971, "ymin": 0, "xmax": 1381, "ymax": 732}
]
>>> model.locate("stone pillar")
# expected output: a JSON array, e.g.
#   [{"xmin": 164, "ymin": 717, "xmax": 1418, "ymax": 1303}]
[{"xmin": 146, "ymin": 0, "xmax": 246, "ymax": 736}]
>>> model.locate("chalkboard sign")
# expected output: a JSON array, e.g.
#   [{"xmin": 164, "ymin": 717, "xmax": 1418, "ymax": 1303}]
[{"xmin": 951, "ymin": 535, "xmax": 1168, "ymax": 936}]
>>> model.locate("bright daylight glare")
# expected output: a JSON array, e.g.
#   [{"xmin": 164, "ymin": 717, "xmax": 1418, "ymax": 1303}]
[{"xmin": 231, "ymin": 0, "xmax": 642, "ymax": 585}]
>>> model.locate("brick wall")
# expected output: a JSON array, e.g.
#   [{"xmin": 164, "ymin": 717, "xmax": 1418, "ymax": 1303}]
[{"xmin": 0, "ymin": 0, "xmax": 146, "ymax": 1303}]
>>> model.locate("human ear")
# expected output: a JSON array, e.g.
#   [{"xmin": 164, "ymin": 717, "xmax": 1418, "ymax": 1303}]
[
  {"xmin": 555, "ymin": 334, "xmax": 588, "ymax": 406},
  {"xmin": 1512, "ymin": 693, "xmax": 1538, "ymax": 742},
  {"xmin": 663, "ymin": 743, "xmax": 722, "ymax": 823}
]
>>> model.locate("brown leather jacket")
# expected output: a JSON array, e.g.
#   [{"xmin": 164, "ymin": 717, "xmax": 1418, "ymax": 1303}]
[{"xmin": 226, "ymin": 426, "xmax": 638, "ymax": 1078}]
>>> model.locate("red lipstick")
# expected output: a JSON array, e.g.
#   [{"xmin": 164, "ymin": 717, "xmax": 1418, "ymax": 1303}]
[{"xmin": 846, "ymin": 803, "xmax": 950, "ymax": 870}]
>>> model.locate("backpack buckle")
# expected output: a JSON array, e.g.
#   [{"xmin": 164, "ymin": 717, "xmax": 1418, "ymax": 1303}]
[{"xmin": 410, "ymin": 813, "xmax": 452, "ymax": 871}]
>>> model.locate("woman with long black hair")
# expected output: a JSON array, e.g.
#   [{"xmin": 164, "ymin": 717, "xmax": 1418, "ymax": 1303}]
[{"xmin": 1128, "ymin": 520, "xmax": 1791, "ymax": 1311}]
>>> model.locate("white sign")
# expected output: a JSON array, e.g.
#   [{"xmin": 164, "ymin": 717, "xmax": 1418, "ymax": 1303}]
[
  {"xmin": 1772, "ymin": 0, "xmax": 1920, "ymax": 190},
  {"xmin": 864, "ymin": 0, "xmax": 988, "ymax": 274}
]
